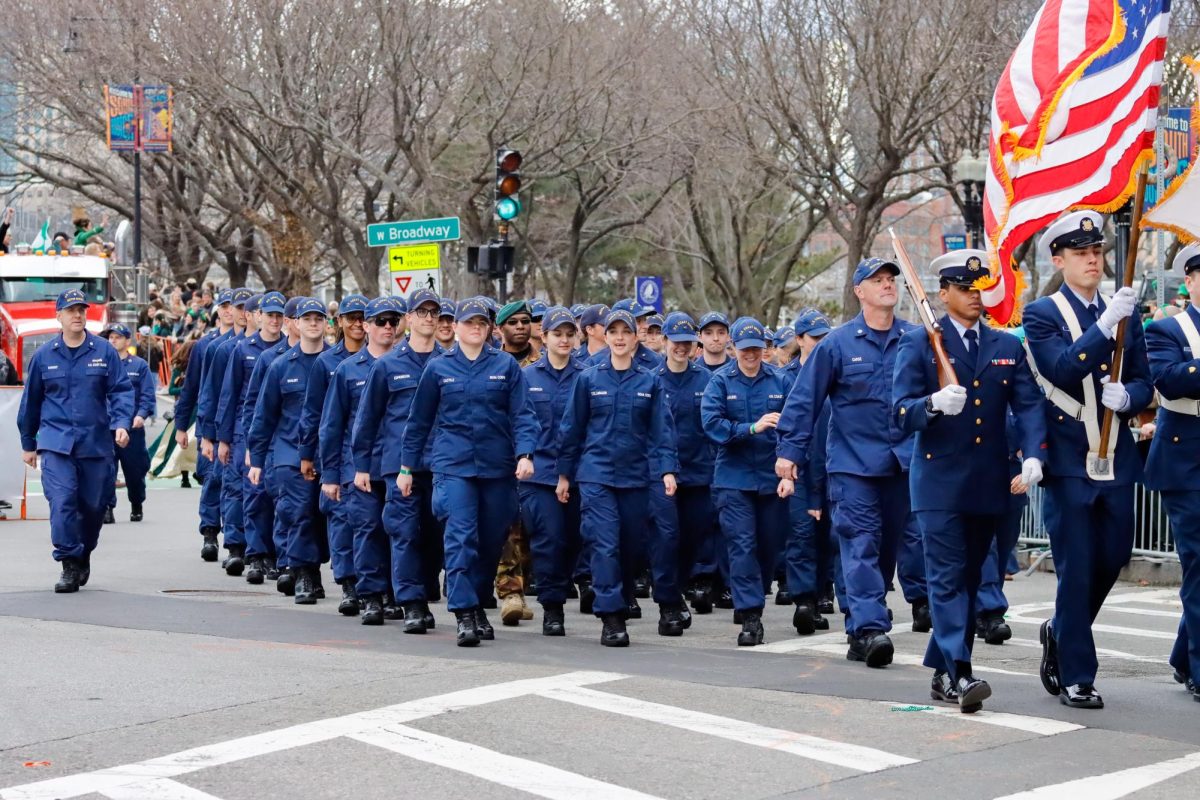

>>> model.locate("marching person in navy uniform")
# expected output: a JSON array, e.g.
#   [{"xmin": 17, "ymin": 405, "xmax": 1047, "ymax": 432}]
[
  {"xmin": 697, "ymin": 312, "xmax": 732, "ymax": 372},
  {"xmin": 1143, "ymin": 242, "xmax": 1200, "ymax": 704},
  {"xmin": 353, "ymin": 288, "xmax": 445, "ymax": 633},
  {"xmin": 574, "ymin": 304, "xmax": 609, "ymax": 361},
  {"xmin": 322, "ymin": 297, "xmax": 399, "ymax": 623},
  {"xmin": 102, "ymin": 323, "xmax": 155, "ymax": 523},
  {"xmin": 893, "ymin": 250, "xmax": 1046, "ymax": 712},
  {"xmin": 703, "ymin": 317, "xmax": 792, "ymax": 646},
  {"xmin": 558, "ymin": 308, "xmax": 679, "ymax": 646},
  {"xmin": 216, "ymin": 292, "xmax": 286, "ymax": 584},
  {"xmin": 400, "ymin": 297, "xmax": 540, "ymax": 647},
  {"xmin": 18, "ymin": 289, "xmax": 134, "ymax": 592},
  {"xmin": 974, "ymin": 411, "xmax": 1028, "ymax": 644},
  {"xmin": 181, "ymin": 288, "xmax": 238, "ymax": 562},
  {"xmin": 776, "ymin": 257, "xmax": 930, "ymax": 668},
  {"xmin": 588, "ymin": 299, "xmax": 664, "ymax": 370},
  {"xmin": 1024, "ymin": 210, "xmax": 1153, "ymax": 709},
  {"xmin": 299, "ymin": 294, "xmax": 369, "ymax": 610},
  {"xmin": 520, "ymin": 306, "xmax": 589, "ymax": 635},
  {"xmin": 248, "ymin": 298, "xmax": 332, "ymax": 605},
  {"xmin": 652, "ymin": 312, "xmax": 719, "ymax": 617}
]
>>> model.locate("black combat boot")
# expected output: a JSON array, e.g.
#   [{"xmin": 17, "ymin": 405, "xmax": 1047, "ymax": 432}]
[
  {"xmin": 690, "ymin": 579, "xmax": 714, "ymax": 614},
  {"xmin": 600, "ymin": 614, "xmax": 629, "ymax": 647},
  {"xmin": 293, "ymin": 567, "xmax": 317, "ymax": 605},
  {"xmin": 383, "ymin": 592, "xmax": 403, "ymax": 620},
  {"xmin": 633, "ymin": 570, "xmax": 651, "ymax": 599},
  {"xmin": 792, "ymin": 596, "xmax": 817, "ymax": 636},
  {"xmin": 360, "ymin": 595, "xmax": 384, "ymax": 626},
  {"xmin": 418, "ymin": 600, "xmax": 436, "ymax": 630},
  {"xmin": 245, "ymin": 556, "xmax": 265, "ymax": 585},
  {"xmin": 627, "ymin": 597, "xmax": 642, "ymax": 619},
  {"xmin": 200, "ymin": 528, "xmax": 220, "ymax": 562},
  {"xmin": 737, "ymin": 611, "xmax": 765, "ymax": 647},
  {"xmin": 715, "ymin": 585, "xmax": 734, "ymax": 609},
  {"xmin": 312, "ymin": 568, "xmax": 325, "ymax": 599},
  {"xmin": 180, "ymin": 471, "xmax": 192, "ymax": 489},
  {"xmin": 402, "ymin": 604, "xmax": 427, "ymax": 634},
  {"xmin": 474, "ymin": 608, "xmax": 495, "ymax": 640},
  {"xmin": 542, "ymin": 603, "xmax": 566, "ymax": 637},
  {"xmin": 912, "ymin": 599, "xmax": 933, "ymax": 633},
  {"xmin": 337, "ymin": 579, "xmax": 360, "ymax": 616},
  {"xmin": 578, "ymin": 577, "xmax": 595, "ymax": 615},
  {"xmin": 103, "ymin": 506, "xmax": 115, "ymax": 525},
  {"xmin": 456, "ymin": 609, "xmax": 480, "ymax": 647},
  {"xmin": 657, "ymin": 605, "xmax": 684, "ymax": 637},
  {"xmin": 223, "ymin": 545, "xmax": 245, "ymax": 577},
  {"xmin": 54, "ymin": 559, "xmax": 81, "ymax": 593},
  {"xmin": 276, "ymin": 567, "xmax": 296, "ymax": 596},
  {"xmin": 129, "ymin": 503, "xmax": 143, "ymax": 522},
  {"xmin": 264, "ymin": 557, "xmax": 280, "ymax": 581}
]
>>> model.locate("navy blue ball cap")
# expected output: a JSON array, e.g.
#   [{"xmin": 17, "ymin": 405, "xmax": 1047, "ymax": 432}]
[
  {"xmin": 439, "ymin": 299, "xmax": 456, "ymax": 317},
  {"xmin": 663, "ymin": 311, "xmax": 699, "ymax": 343},
  {"xmin": 260, "ymin": 291, "xmax": 286, "ymax": 314},
  {"xmin": 479, "ymin": 296, "xmax": 500, "ymax": 313},
  {"xmin": 296, "ymin": 297, "xmax": 328, "ymax": 318},
  {"xmin": 730, "ymin": 316, "xmax": 768, "ymax": 349},
  {"xmin": 456, "ymin": 297, "xmax": 491, "ymax": 323},
  {"xmin": 541, "ymin": 306, "xmax": 577, "ymax": 333},
  {"xmin": 231, "ymin": 287, "xmax": 254, "ymax": 307},
  {"xmin": 55, "ymin": 288, "xmax": 89, "ymax": 311},
  {"xmin": 244, "ymin": 293, "xmax": 263, "ymax": 313},
  {"xmin": 283, "ymin": 296, "xmax": 303, "ymax": 318},
  {"xmin": 338, "ymin": 294, "xmax": 369, "ymax": 316},
  {"xmin": 612, "ymin": 297, "xmax": 652, "ymax": 318},
  {"xmin": 393, "ymin": 295, "xmax": 409, "ymax": 314},
  {"xmin": 604, "ymin": 308, "xmax": 637, "ymax": 332},
  {"xmin": 102, "ymin": 322, "xmax": 131, "ymax": 338},
  {"xmin": 216, "ymin": 289, "xmax": 234, "ymax": 306},
  {"xmin": 570, "ymin": 303, "xmax": 587, "ymax": 318},
  {"xmin": 773, "ymin": 327, "xmax": 796, "ymax": 347},
  {"xmin": 793, "ymin": 308, "xmax": 832, "ymax": 337},
  {"xmin": 529, "ymin": 299, "xmax": 548, "ymax": 320},
  {"xmin": 365, "ymin": 296, "xmax": 398, "ymax": 319},
  {"xmin": 408, "ymin": 288, "xmax": 440, "ymax": 312},
  {"xmin": 852, "ymin": 257, "xmax": 900, "ymax": 286},
  {"xmin": 698, "ymin": 311, "xmax": 730, "ymax": 331},
  {"xmin": 580, "ymin": 304, "xmax": 609, "ymax": 328},
  {"xmin": 646, "ymin": 314, "xmax": 664, "ymax": 329}
]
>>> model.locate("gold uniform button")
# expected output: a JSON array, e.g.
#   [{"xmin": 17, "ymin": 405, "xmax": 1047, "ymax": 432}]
[
  {"xmin": 899, "ymin": 407, "xmax": 906, "ymax": 415},
  {"xmin": 974, "ymin": 399, "xmax": 981, "ymax": 406},
  {"xmin": 926, "ymin": 453, "xmax": 932, "ymax": 460},
  {"xmin": 973, "ymin": 380, "xmax": 980, "ymax": 387},
  {"xmin": 1100, "ymin": 363, "xmax": 1108, "ymax": 371},
  {"xmin": 1190, "ymin": 366, "xmax": 1197, "ymax": 374},
  {"xmin": 1174, "ymin": 436, "xmax": 1181, "ymax": 443},
  {"xmin": 976, "ymin": 418, "xmax": 983, "ymax": 425},
  {"xmin": 1002, "ymin": 379, "xmax": 1008, "ymax": 385},
  {"xmin": 1079, "ymin": 353, "xmax": 1087, "ymax": 361},
  {"xmin": 1057, "ymin": 415, "xmax": 1064, "ymax": 422},
  {"xmin": 975, "ymin": 436, "xmax": 982, "ymax": 444}
]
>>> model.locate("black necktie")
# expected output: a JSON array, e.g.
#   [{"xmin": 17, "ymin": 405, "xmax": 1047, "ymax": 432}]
[
  {"xmin": 1088, "ymin": 305, "xmax": 1101, "ymax": 324},
  {"xmin": 963, "ymin": 329, "xmax": 977, "ymax": 356}
]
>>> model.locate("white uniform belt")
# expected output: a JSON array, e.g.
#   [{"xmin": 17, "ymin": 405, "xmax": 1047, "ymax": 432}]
[{"xmin": 1158, "ymin": 311, "xmax": 1200, "ymax": 417}]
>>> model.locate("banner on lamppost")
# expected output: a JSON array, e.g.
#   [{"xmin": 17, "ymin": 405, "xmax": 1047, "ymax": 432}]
[
  {"xmin": 635, "ymin": 276, "xmax": 663, "ymax": 313},
  {"xmin": 103, "ymin": 84, "xmax": 138, "ymax": 151},
  {"xmin": 140, "ymin": 85, "xmax": 173, "ymax": 153}
]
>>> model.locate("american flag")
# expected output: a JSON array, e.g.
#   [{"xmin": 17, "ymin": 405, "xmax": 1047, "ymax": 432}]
[{"xmin": 980, "ymin": 0, "xmax": 1170, "ymax": 325}]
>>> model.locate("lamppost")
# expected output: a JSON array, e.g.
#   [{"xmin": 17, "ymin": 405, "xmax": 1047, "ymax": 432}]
[{"xmin": 953, "ymin": 151, "xmax": 987, "ymax": 248}]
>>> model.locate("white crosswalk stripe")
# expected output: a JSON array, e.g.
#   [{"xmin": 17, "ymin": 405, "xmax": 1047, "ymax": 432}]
[{"xmin": 993, "ymin": 751, "xmax": 1200, "ymax": 799}]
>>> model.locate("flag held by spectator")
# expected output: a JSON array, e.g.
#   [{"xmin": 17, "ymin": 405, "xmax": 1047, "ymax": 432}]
[
  {"xmin": 981, "ymin": 0, "xmax": 1171, "ymax": 326},
  {"xmin": 1142, "ymin": 56, "xmax": 1200, "ymax": 241}
]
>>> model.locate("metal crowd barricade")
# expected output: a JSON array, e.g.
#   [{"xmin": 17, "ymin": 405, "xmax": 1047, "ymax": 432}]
[{"xmin": 1019, "ymin": 484, "xmax": 1178, "ymax": 561}]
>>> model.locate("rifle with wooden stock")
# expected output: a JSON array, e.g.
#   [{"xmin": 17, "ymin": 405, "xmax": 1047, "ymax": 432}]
[{"xmin": 889, "ymin": 228, "xmax": 958, "ymax": 388}]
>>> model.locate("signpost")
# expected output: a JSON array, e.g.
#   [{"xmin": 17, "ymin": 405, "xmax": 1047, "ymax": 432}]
[
  {"xmin": 635, "ymin": 276, "xmax": 663, "ymax": 313},
  {"xmin": 367, "ymin": 216, "xmax": 460, "ymax": 247},
  {"xmin": 388, "ymin": 243, "xmax": 441, "ymax": 296}
]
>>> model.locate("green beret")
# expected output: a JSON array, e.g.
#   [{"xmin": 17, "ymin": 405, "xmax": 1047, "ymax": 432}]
[{"xmin": 495, "ymin": 300, "xmax": 530, "ymax": 325}]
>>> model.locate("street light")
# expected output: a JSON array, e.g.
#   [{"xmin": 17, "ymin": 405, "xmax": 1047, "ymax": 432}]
[{"xmin": 953, "ymin": 151, "xmax": 987, "ymax": 249}]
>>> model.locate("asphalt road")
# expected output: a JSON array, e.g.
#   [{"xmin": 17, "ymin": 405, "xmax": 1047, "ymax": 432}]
[{"xmin": 0, "ymin": 475, "xmax": 1197, "ymax": 800}]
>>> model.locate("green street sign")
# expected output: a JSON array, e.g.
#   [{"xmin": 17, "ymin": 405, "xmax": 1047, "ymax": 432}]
[{"xmin": 367, "ymin": 216, "xmax": 461, "ymax": 247}]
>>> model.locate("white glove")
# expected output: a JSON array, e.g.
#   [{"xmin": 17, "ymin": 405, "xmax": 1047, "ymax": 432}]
[
  {"xmin": 929, "ymin": 384, "xmax": 967, "ymax": 415},
  {"xmin": 1098, "ymin": 286, "xmax": 1137, "ymax": 335},
  {"xmin": 1100, "ymin": 375, "xmax": 1130, "ymax": 412},
  {"xmin": 1020, "ymin": 457, "xmax": 1043, "ymax": 488}
]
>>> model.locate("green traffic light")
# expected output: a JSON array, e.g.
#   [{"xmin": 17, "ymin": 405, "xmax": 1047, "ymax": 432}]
[{"xmin": 496, "ymin": 196, "xmax": 521, "ymax": 220}]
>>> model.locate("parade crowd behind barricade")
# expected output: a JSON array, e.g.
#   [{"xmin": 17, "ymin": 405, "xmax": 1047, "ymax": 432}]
[{"xmin": 14, "ymin": 224, "xmax": 1200, "ymax": 721}]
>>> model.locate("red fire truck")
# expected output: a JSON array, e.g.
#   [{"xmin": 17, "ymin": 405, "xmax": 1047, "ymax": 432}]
[{"xmin": 0, "ymin": 252, "xmax": 111, "ymax": 380}]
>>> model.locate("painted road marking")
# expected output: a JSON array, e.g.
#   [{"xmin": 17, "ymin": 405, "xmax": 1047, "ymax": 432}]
[
  {"xmin": 790, "ymin": 642, "xmax": 1035, "ymax": 676},
  {"xmin": 1006, "ymin": 616, "xmax": 1177, "ymax": 640},
  {"xmin": 881, "ymin": 702, "xmax": 1083, "ymax": 736},
  {"xmin": 100, "ymin": 778, "xmax": 225, "ymax": 800},
  {"xmin": 993, "ymin": 750, "xmax": 1200, "ymax": 799},
  {"xmin": 542, "ymin": 685, "xmax": 917, "ymax": 772}
]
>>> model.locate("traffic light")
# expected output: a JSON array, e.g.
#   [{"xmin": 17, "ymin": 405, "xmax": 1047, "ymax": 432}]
[{"xmin": 495, "ymin": 147, "xmax": 522, "ymax": 221}]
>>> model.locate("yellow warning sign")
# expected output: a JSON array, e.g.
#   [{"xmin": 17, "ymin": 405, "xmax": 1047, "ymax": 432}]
[{"xmin": 387, "ymin": 243, "xmax": 440, "ymax": 272}]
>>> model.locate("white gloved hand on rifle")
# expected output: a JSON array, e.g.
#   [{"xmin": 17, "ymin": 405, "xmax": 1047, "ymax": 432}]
[
  {"xmin": 1098, "ymin": 286, "xmax": 1138, "ymax": 335},
  {"xmin": 929, "ymin": 384, "xmax": 967, "ymax": 416}
]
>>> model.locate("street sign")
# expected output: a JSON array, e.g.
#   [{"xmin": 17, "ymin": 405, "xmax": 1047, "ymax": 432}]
[
  {"xmin": 388, "ymin": 243, "xmax": 440, "ymax": 272},
  {"xmin": 635, "ymin": 276, "xmax": 663, "ymax": 313},
  {"xmin": 368, "ymin": 216, "xmax": 460, "ymax": 247},
  {"xmin": 942, "ymin": 234, "xmax": 967, "ymax": 253},
  {"xmin": 388, "ymin": 243, "xmax": 441, "ymax": 297}
]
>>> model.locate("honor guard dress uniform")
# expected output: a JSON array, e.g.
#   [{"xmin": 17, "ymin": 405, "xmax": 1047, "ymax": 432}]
[
  {"xmin": 776, "ymin": 258, "xmax": 930, "ymax": 668},
  {"xmin": 1024, "ymin": 211, "xmax": 1154, "ymax": 709},
  {"xmin": 1143, "ymin": 242, "xmax": 1200, "ymax": 704},
  {"xmin": 353, "ymin": 289, "xmax": 446, "ymax": 633},
  {"xmin": 243, "ymin": 296, "xmax": 303, "ymax": 587},
  {"xmin": 321, "ymin": 297, "xmax": 398, "ymax": 621},
  {"xmin": 102, "ymin": 323, "xmax": 156, "ymax": 522},
  {"xmin": 893, "ymin": 250, "xmax": 1047, "ymax": 712},
  {"xmin": 781, "ymin": 309, "xmax": 836, "ymax": 634},
  {"xmin": 519, "ymin": 307, "xmax": 590, "ymax": 635},
  {"xmin": 218, "ymin": 291, "xmax": 286, "ymax": 583},
  {"xmin": 178, "ymin": 289, "xmax": 236, "ymax": 561},
  {"xmin": 401, "ymin": 298, "xmax": 540, "ymax": 646},
  {"xmin": 558, "ymin": 309, "xmax": 679, "ymax": 646},
  {"xmin": 198, "ymin": 287, "xmax": 254, "ymax": 570},
  {"xmin": 652, "ymin": 312, "xmax": 720, "ymax": 617},
  {"xmin": 701, "ymin": 317, "xmax": 792, "ymax": 646},
  {"xmin": 18, "ymin": 290, "xmax": 134, "ymax": 592},
  {"xmin": 298, "ymin": 294, "xmax": 369, "ymax": 597},
  {"xmin": 248, "ymin": 298, "xmax": 332, "ymax": 605}
]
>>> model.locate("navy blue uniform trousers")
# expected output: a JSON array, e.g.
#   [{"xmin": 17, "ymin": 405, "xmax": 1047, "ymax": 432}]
[
  {"xmin": 828, "ymin": 471, "xmax": 927, "ymax": 636},
  {"xmin": 320, "ymin": 490, "xmax": 356, "ymax": 583},
  {"xmin": 220, "ymin": 439, "xmax": 245, "ymax": 548},
  {"xmin": 1161, "ymin": 491, "xmax": 1200, "ymax": 685},
  {"xmin": 107, "ymin": 427, "xmax": 149, "ymax": 509},
  {"xmin": 197, "ymin": 449, "xmax": 222, "ymax": 531},
  {"xmin": 1042, "ymin": 476, "xmax": 1134, "ymax": 686},
  {"xmin": 350, "ymin": 481, "xmax": 390, "ymax": 597},
  {"xmin": 274, "ymin": 465, "xmax": 327, "ymax": 569},
  {"xmin": 713, "ymin": 489, "xmax": 786, "ymax": 612},
  {"xmin": 579, "ymin": 482, "xmax": 648, "ymax": 616},
  {"xmin": 383, "ymin": 471, "xmax": 445, "ymax": 604},
  {"xmin": 431, "ymin": 475, "xmax": 516, "ymax": 612},
  {"xmin": 649, "ymin": 484, "xmax": 718, "ymax": 599},
  {"xmin": 43, "ymin": 452, "xmax": 111, "ymax": 562},
  {"xmin": 918, "ymin": 511, "xmax": 998, "ymax": 680},
  {"xmin": 243, "ymin": 457, "xmax": 275, "ymax": 560},
  {"xmin": 519, "ymin": 483, "xmax": 582, "ymax": 606},
  {"xmin": 977, "ymin": 493, "xmax": 1026, "ymax": 616}
]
